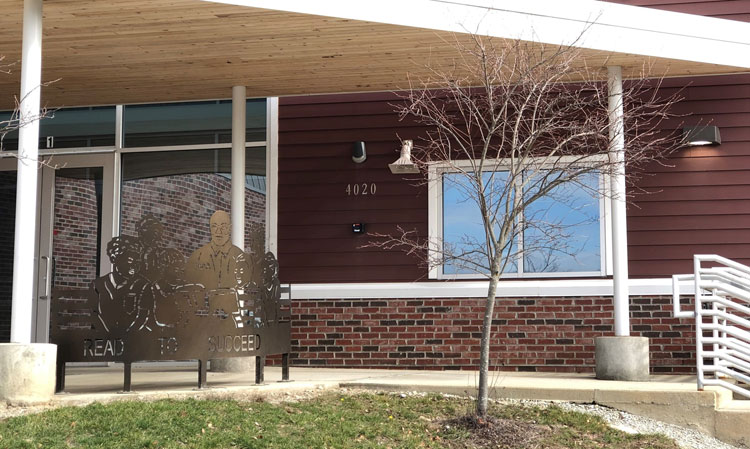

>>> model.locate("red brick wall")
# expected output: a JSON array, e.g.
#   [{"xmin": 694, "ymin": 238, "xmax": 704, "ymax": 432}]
[
  {"xmin": 120, "ymin": 174, "xmax": 266, "ymax": 257},
  {"xmin": 278, "ymin": 296, "xmax": 696, "ymax": 373},
  {"xmin": 52, "ymin": 174, "xmax": 266, "ymax": 291},
  {"xmin": 48, "ymin": 174, "xmax": 267, "ymax": 293},
  {"xmin": 53, "ymin": 177, "xmax": 100, "ymax": 289}
]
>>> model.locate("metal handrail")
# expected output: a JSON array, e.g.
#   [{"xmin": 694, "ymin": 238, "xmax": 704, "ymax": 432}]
[{"xmin": 672, "ymin": 255, "xmax": 750, "ymax": 399}]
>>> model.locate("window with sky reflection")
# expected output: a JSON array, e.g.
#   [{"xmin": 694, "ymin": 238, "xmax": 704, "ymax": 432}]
[{"xmin": 442, "ymin": 169, "xmax": 600, "ymax": 277}]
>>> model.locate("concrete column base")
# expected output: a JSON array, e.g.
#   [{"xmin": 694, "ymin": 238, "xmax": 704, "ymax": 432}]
[
  {"xmin": 0, "ymin": 343, "xmax": 57, "ymax": 405},
  {"xmin": 210, "ymin": 357, "xmax": 255, "ymax": 373},
  {"xmin": 595, "ymin": 336, "xmax": 650, "ymax": 381}
]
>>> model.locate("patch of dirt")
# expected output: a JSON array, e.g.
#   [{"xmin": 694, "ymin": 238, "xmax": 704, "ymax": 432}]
[
  {"xmin": 0, "ymin": 402, "xmax": 55, "ymax": 421},
  {"xmin": 443, "ymin": 414, "xmax": 552, "ymax": 449}
]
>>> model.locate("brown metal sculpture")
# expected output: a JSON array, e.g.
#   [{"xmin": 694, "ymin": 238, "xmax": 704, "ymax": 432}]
[{"xmin": 51, "ymin": 211, "xmax": 291, "ymax": 392}]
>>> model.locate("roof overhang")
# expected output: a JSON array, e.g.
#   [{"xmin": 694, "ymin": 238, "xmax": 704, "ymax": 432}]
[{"xmin": 0, "ymin": 0, "xmax": 748, "ymax": 109}]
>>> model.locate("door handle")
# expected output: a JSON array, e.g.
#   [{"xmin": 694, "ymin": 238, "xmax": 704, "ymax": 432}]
[{"xmin": 39, "ymin": 255, "xmax": 51, "ymax": 300}]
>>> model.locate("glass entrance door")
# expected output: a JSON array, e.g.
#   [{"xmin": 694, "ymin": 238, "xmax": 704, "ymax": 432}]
[{"xmin": 35, "ymin": 154, "xmax": 115, "ymax": 342}]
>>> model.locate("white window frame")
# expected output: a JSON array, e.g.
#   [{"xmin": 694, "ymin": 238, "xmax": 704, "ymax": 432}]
[{"xmin": 428, "ymin": 157, "xmax": 613, "ymax": 280}]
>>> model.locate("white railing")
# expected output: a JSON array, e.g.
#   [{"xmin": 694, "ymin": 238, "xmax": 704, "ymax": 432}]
[{"xmin": 672, "ymin": 254, "xmax": 750, "ymax": 399}]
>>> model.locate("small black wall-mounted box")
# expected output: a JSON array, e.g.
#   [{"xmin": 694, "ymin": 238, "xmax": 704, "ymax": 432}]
[{"xmin": 352, "ymin": 223, "xmax": 366, "ymax": 234}]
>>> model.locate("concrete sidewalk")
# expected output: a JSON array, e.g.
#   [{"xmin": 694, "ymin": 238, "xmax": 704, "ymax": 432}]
[{"xmin": 55, "ymin": 365, "xmax": 748, "ymax": 447}]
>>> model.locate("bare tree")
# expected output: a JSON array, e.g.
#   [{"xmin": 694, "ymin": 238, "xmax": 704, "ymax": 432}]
[
  {"xmin": 0, "ymin": 103, "xmax": 49, "ymax": 156},
  {"xmin": 370, "ymin": 36, "xmax": 683, "ymax": 416},
  {"xmin": 0, "ymin": 54, "xmax": 55, "ymax": 159}
]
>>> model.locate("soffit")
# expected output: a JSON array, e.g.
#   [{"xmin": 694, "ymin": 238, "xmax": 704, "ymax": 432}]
[{"xmin": 0, "ymin": 0, "xmax": 746, "ymax": 109}]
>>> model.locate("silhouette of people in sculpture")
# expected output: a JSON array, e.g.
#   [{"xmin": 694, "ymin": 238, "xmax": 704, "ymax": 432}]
[
  {"xmin": 93, "ymin": 236, "xmax": 152, "ymax": 333},
  {"xmin": 185, "ymin": 211, "xmax": 251, "ymax": 290},
  {"xmin": 185, "ymin": 211, "xmax": 252, "ymax": 330},
  {"xmin": 151, "ymin": 248, "xmax": 188, "ymax": 328},
  {"xmin": 258, "ymin": 253, "xmax": 281, "ymax": 327},
  {"xmin": 90, "ymin": 212, "xmax": 274, "ymax": 334},
  {"xmin": 136, "ymin": 214, "xmax": 168, "ymax": 283}
]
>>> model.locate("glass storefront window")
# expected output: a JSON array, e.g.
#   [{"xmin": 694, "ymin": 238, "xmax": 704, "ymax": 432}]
[
  {"xmin": 123, "ymin": 100, "xmax": 266, "ymax": 147},
  {"xmin": 0, "ymin": 99, "xmax": 266, "ymax": 152},
  {"xmin": 1, "ymin": 97, "xmax": 271, "ymax": 343},
  {"xmin": 0, "ymin": 106, "xmax": 116, "ymax": 151},
  {"xmin": 120, "ymin": 148, "xmax": 266, "ymax": 259}
]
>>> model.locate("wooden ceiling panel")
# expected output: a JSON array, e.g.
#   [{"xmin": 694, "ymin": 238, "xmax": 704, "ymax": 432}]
[{"xmin": 0, "ymin": 0, "xmax": 745, "ymax": 109}]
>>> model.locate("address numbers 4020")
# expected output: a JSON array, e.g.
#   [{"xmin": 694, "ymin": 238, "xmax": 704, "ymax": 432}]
[{"xmin": 345, "ymin": 183, "xmax": 377, "ymax": 196}]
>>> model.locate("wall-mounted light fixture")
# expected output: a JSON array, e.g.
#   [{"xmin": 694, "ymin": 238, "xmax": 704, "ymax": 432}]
[
  {"xmin": 388, "ymin": 140, "xmax": 419, "ymax": 174},
  {"xmin": 683, "ymin": 125, "xmax": 721, "ymax": 146},
  {"xmin": 352, "ymin": 141, "xmax": 367, "ymax": 163}
]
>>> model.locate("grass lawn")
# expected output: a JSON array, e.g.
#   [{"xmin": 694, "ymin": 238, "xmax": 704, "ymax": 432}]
[{"xmin": 0, "ymin": 392, "xmax": 679, "ymax": 449}]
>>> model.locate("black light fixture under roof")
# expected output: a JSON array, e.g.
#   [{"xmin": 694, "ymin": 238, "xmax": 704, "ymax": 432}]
[
  {"xmin": 683, "ymin": 125, "xmax": 721, "ymax": 146},
  {"xmin": 352, "ymin": 141, "xmax": 367, "ymax": 163}
]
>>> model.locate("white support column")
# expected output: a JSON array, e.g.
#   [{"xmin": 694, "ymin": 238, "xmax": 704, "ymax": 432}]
[
  {"xmin": 213, "ymin": 87, "xmax": 252, "ymax": 374},
  {"xmin": 608, "ymin": 65, "xmax": 630, "ymax": 337},
  {"xmin": 265, "ymin": 97, "xmax": 279, "ymax": 256},
  {"xmin": 231, "ymin": 86, "xmax": 246, "ymax": 249},
  {"xmin": 10, "ymin": 0, "xmax": 43, "ymax": 344},
  {"xmin": 596, "ymin": 67, "xmax": 647, "ymax": 381}
]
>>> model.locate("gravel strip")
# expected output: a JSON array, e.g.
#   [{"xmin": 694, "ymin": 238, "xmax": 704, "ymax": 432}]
[
  {"xmin": 395, "ymin": 391, "xmax": 740, "ymax": 449},
  {"xmin": 508, "ymin": 398, "xmax": 740, "ymax": 449}
]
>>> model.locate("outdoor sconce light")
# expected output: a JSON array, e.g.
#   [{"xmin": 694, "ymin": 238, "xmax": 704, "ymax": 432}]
[
  {"xmin": 388, "ymin": 140, "xmax": 419, "ymax": 174},
  {"xmin": 352, "ymin": 141, "xmax": 367, "ymax": 163},
  {"xmin": 683, "ymin": 125, "xmax": 721, "ymax": 146}
]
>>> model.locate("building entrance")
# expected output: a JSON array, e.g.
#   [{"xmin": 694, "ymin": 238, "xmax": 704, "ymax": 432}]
[{"xmin": 0, "ymin": 153, "xmax": 115, "ymax": 343}]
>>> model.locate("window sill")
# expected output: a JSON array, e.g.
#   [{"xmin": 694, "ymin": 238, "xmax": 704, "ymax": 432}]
[{"xmin": 289, "ymin": 278, "xmax": 681, "ymax": 300}]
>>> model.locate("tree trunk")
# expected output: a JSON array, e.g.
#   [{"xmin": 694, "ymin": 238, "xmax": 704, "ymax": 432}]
[{"xmin": 476, "ymin": 273, "xmax": 499, "ymax": 417}]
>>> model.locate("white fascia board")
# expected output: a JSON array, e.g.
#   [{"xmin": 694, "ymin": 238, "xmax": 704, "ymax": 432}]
[
  {"xmin": 290, "ymin": 278, "xmax": 686, "ymax": 299},
  {"xmin": 204, "ymin": 0, "xmax": 750, "ymax": 69}
]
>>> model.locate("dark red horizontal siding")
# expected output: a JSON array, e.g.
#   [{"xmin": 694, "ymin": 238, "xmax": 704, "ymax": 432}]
[
  {"xmin": 605, "ymin": 0, "xmax": 750, "ymax": 20},
  {"xmin": 620, "ymin": 0, "xmax": 750, "ymax": 277},
  {"xmin": 278, "ymin": 0, "xmax": 750, "ymax": 283},
  {"xmin": 278, "ymin": 70, "xmax": 750, "ymax": 282},
  {"xmin": 629, "ymin": 68, "xmax": 750, "ymax": 276},
  {"xmin": 278, "ymin": 93, "xmax": 427, "ymax": 283}
]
